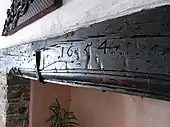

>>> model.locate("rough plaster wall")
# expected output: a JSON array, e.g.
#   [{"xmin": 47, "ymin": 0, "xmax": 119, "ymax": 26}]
[
  {"xmin": 70, "ymin": 87, "xmax": 170, "ymax": 127},
  {"xmin": 0, "ymin": 0, "xmax": 170, "ymax": 48},
  {"xmin": 0, "ymin": 73, "xmax": 8, "ymax": 127}
]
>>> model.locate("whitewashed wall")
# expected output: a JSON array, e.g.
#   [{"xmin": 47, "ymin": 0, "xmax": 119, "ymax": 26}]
[
  {"xmin": 0, "ymin": 0, "xmax": 170, "ymax": 49},
  {"xmin": 0, "ymin": 73, "xmax": 7, "ymax": 127}
]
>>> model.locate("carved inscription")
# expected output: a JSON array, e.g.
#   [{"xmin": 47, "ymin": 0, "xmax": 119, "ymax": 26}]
[{"xmin": 32, "ymin": 37, "xmax": 170, "ymax": 75}]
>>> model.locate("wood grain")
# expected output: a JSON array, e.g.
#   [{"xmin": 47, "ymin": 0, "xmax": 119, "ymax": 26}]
[{"xmin": 1, "ymin": 5, "xmax": 170, "ymax": 101}]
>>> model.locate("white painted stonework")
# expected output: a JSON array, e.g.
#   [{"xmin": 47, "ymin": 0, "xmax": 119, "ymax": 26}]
[
  {"xmin": 0, "ymin": 0, "xmax": 169, "ymax": 48},
  {"xmin": 0, "ymin": 73, "xmax": 7, "ymax": 127}
]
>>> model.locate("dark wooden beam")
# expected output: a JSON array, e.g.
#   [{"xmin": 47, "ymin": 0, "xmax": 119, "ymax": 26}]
[{"xmin": 1, "ymin": 5, "xmax": 170, "ymax": 101}]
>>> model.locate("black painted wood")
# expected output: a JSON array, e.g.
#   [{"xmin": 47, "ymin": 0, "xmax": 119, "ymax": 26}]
[
  {"xmin": 1, "ymin": 5, "xmax": 170, "ymax": 101},
  {"xmin": 2, "ymin": 0, "xmax": 62, "ymax": 36}
]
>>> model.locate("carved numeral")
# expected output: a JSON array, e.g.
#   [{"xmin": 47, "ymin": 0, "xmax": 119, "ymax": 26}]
[
  {"xmin": 61, "ymin": 47, "xmax": 64, "ymax": 58},
  {"xmin": 67, "ymin": 46, "xmax": 74, "ymax": 57},
  {"xmin": 97, "ymin": 40, "xmax": 108, "ymax": 54}
]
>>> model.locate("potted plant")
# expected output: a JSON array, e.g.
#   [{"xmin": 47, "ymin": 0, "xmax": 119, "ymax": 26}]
[{"xmin": 47, "ymin": 99, "xmax": 79, "ymax": 127}]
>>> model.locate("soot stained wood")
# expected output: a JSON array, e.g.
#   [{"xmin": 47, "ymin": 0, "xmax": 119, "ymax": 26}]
[
  {"xmin": 1, "ymin": 5, "xmax": 170, "ymax": 101},
  {"xmin": 2, "ymin": 0, "xmax": 62, "ymax": 36}
]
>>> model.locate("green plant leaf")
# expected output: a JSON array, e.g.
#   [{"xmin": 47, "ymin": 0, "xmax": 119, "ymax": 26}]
[
  {"xmin": 67, "ymin": 122, "xmax": 79, "ymax": 126},
  {"xmin": 47, "ymin": 98, "xmax": 79, "ymax": 127},
  {"xmin": 56, "ymin": 99, "xmax": 61, "ymax": 108}
]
